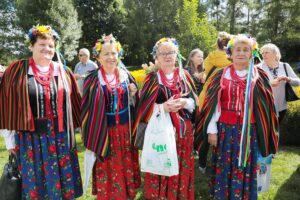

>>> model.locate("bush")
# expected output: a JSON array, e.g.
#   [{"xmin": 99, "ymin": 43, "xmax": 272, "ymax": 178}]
[{"xmin": 280, "ymin": 86, "xmax": 300, "ymax": 146}]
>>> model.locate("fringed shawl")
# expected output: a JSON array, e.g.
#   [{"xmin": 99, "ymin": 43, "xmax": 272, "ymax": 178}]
[
  {"xmin": 132, "ymin": 70, "xmax": 197, "ymax": 137},
  {"xmin": 0, "ymin": 59, "xmax": 81, "ymax": 146},
  {"xmin": 194, "ymin": 66, "xmax": 279, "ymax": 158},
  {"xmin": 81, "ymin": 69, "xmax": 138, "ymax": 160}
]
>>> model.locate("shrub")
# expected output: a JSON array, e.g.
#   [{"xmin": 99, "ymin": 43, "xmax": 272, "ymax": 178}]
[{"xmin": 280, "ymin": 86, "xmax": 300, "ymax": 146}]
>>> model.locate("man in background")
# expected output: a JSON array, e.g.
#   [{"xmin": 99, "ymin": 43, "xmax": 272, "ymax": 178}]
[{"xmin": 74, "ymin": 48, "xmax": 97, "ymax": 95}]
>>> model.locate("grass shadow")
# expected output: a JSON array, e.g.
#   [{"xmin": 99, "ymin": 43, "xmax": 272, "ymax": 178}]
[{"xmin": 274, "ymin": 165, "xmax": 300, "ymax": 200}]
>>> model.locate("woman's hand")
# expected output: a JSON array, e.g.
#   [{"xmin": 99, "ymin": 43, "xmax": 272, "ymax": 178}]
[
  {"xmin": 163, "ymin": 96, "xmax": 186, "ymax": 112},
  {"xmin": 8, "ymin": 148, "xmax": 16, "ymax": 155},
  {"xmin": 208, "ymin": 134, "xmax": 218, "ymax": 147},
  {"xmin": 194, "ymin": 72, "xmax": 206, "ymax": 83},
  {"xmin": 128, "ymin": 83, "xmax": 138, "ymax": 96},
  {"xmin": 270, "ymin": 78, "xmax": 281, "ymax": 87},
  {"xmin": 278, "ymin": 76, "xmax": 291, "ymax": 82}
]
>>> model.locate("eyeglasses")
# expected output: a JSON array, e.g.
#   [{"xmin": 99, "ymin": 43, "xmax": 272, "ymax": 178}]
[
  {"xmin": 158, "ymin": 51, "xmax": 176, "ymax": 57},
  {"xmin": 79, "ymin": 54, "xmax": 87, "ymax": 57}
]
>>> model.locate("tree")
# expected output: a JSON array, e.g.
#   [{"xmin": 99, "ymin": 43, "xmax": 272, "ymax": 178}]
[
  {"xmin": 16, "ymin": 0, "xmax": 82, "ymax": 61},
  {"xmin": 123, "ymin": 0, "xmax": 181, "ymax": 65},
  {"xmin": 0, "ymin": 0, "xmax": 25, "ymax": 65},
  {"xmin": 175, "ymin": 0, "xmax": 217, "ymax": 58},
  {"xmin": 74, "ymin": 0, "xmax": 126, "ymax": 57},
  {"xmin": 257, "ymin": 0, "xmax": 300, "ymax": 61}
]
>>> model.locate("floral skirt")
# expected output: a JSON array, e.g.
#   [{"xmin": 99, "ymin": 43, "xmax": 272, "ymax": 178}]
[
  {"xmin": 209, "ymin": 123, "xmax": 258, "ymax": 200},
  {"xmin": 143, "ymin": 120, "xmax": 194, "ymax": 200},
  {"xmin": 92, "ymin": 124, "xmax": 141, "ymax": 200},
  {"xmin": 15, "ymin": 124, "xmax": 83, "ymax": 199}
]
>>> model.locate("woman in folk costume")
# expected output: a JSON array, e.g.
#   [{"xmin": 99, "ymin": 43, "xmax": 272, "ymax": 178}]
[
  {"xmin": 81, "ymin": 34, "xmax": 141, "ymax": 199},
  {"xmin": 133, "ymin": 38, "xmax": 197, "ymax": 200},
  {"xmin": 194, "ymin": 35, "xmax": 279, "ymax": 200},
  {"xmin": 0, "ymin": 25, "xmax": 83, "ymax": 199}
]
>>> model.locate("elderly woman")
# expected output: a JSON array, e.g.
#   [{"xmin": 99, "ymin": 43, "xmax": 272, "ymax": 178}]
[
  {"xmin": 185, "ymin": 48, "xmax": 205, "ymax": 95},
  {"xmin": 81, "ymin": 34, "xmax": 140, "ymax": 200},
  {"xmin": 195, "ymin": 35, "xmax": 279, "ymax": 199},
  {"xmin": 133, "ymin": 38, "xmax": 197, "ymax": 200},
  {"xmin": 0, "ymin": 25, "xmax": 83, "ymax": 199},
  {"xmin": 258, "ymin": 43, "xmax": 300, "ymax": 123}
]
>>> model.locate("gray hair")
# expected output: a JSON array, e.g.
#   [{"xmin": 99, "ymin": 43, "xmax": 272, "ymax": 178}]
[
  {"xmin": 260, "ymin": 43, "xmax": 281, "ymax": 61},
  {"xmin": 79, "ymin": 48, "xmax": 90, "ymax": 58}
]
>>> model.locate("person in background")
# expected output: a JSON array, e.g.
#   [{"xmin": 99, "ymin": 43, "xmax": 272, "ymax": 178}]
[
  {"xmin": 74, "ymin": 48, "xmax": 97, "ymax": 95},
  {"xmin": 200, "ymin": 31, "xmax": 232, "ymax": 108},
  {"xmin": 133, "ymin": 38, "xmax": 197, "ymax": 200},
  {"xmin": 195, "ymin": 35, "xmax": 279, "ymax": 200},
  {"xmin": 185, "ymin": 48, "xmax": 205, "ymax": 95},
  {"xmin": 197, "ymin": 31, "xmax": 232, "ymax": 173},
  {"xmin": 0, "ymin": 25, "xmax": 83, "ymax": 199},
  {"xmin": 81, "ymin": 34, "xmax": 140, "ymax": 200},
  {"xmin": 0, "ymin": 64, "xmax": 4, "ymax": 83},
  {"xmin": 258, "ymin": 43, "xmax": 300, "ymax": 123}
]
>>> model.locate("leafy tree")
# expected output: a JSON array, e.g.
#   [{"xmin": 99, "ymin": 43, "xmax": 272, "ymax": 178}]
[
  {"xmin": 0, "ymin": 0, "xmax": 25, "ymax": 65},
  {"xmin": 74, "ymin": 0, "xmax": 126, "ymax": 57},
  {"xmin": 123, "ymin": 0, "xmax": 181, "ymax": 65},
  {"xmin": 175, "ymin": 0, "xmax": 217, "ymax": 58},
  {"xmin": 16, "ymin": 0, "xmax": 82, "ymax": 61},
  {"xmin": 257, "ymin": 0, "xmax": 300, "ymax": 61}
]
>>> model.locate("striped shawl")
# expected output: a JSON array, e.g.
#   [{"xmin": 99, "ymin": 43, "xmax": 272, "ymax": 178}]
[
  {"xmin": 194, "ymin": 66, "xmax": 279, "ymax": 158},
  {"xmin": 81, "ymin": 69, "xmax": 138, "ymax": 160},
  {"xmin": 0, "ymin": 59, "xmax": 81, "ymax": 132}
]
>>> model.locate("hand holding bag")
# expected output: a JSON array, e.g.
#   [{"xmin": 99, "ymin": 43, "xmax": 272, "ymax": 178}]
[
  {"xmin": 283, "ymin": 63, "xmax": 299, "ymax": 102},
  {"xmin": 0, "ymin": 154, "xmax": 22, "ymax": 200},
  {"xmin": 140, "ymin": 104, "xmax": 179, "ymax": 176}
]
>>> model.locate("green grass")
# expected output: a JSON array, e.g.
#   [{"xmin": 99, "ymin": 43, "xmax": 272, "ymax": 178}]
[{"xmin": 1, "ymin": 134, "xmax": 299, "ymax": 199}]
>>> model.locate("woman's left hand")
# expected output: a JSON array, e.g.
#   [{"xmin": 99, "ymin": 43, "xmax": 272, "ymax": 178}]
[
  {"xmin": 278, "ymin": 76, "xmax": 291, "ymax": 82},
  {"xmin": 128, "ymin": 83, "xmax": 138, "ymax": 96}
]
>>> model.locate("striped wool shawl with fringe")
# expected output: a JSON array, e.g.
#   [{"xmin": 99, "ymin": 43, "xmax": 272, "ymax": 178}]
[
  {"xmin": 81, "ymin": 69, "xmax": 138, "ymax": 160},
  {"xmin": 194, "ymin": 66, "xmax": 279, "ymax": 159},
  {"xmin": 132, "ymin": 70, "xmax": 197, "ymax": 137},
  {"xmin": 0, "ymin": 59, "xmax": 81, "ymax": 145}
]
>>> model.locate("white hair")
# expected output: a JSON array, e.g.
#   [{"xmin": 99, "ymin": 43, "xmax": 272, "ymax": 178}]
[
  {"xmin": 79, "ymin": 48, "xmax": 90, "ymax": 58},
  {"xmin": 260, "ymin": 43, "xmax": 281, "ymax": 61}
]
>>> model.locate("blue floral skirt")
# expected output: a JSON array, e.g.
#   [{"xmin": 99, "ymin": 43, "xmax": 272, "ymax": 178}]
[
  {"xmin": 209, "ymin": 123, "xmax": 258, "ymax": 200},
  {"xmin": 15, "ymin": 123, "xmax": 83, "ymax": 200}
]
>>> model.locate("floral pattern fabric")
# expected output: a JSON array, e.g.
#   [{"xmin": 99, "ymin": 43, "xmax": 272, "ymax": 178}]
[
  {"xmin": 209, "ymin": 123, "xmax": 258, "ymax": 200},
  {"xmin": 143, "ymin": 120, "xmax": 194, "ymax": 200},
  {"xmin": 92, "ymin": 124, "xmax": 141, "ymax": 200},
  {"xmin": 15, "ymin": 121, "xmax": 83, "ymax": 200}
]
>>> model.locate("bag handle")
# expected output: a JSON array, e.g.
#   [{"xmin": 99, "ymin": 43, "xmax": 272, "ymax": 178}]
[
  {"xmin": 9, "ymin": 154, "xmax": 20, "ymax": 172},
  {"xmin": 283, "ymin": 63, "xmax": 289, "ymax": 77}
]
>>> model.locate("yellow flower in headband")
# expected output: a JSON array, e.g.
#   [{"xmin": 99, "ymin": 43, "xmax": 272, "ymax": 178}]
[
  {"xmin": 93, "ymin": 34, "xmax": 123, "ymax": 57},
  {"xmin": 36, "ymin": 25, "xmax": 51, "ymax": 34},
  {"xmin": 95, "ymin": 42, "xmax": 102, "ymax": 52},
  {"xmin": 116, "ymin": 42, "xmax": 122, "ymax": 52},
  {"xmin": 228, "ymin": 38, "xmax": 234, "ymax": 47},
  {"xmin": 158, "ymin": 37, "xmax": 168, "ymax": 43}
]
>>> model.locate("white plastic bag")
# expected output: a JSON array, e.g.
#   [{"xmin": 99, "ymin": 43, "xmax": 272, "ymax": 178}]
[
  {"xmin": 140, "ymin": 104, "xmax": 179, "ymax": 176},
  {"xmin": 83, "ymin": 149, "xmax": 96, "ymax": 193},
  {"xmin": 257, "ymin": 152, "xmax": 272, "ymax": 193}
]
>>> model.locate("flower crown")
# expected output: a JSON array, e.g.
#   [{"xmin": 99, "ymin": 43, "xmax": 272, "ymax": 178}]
[
  {"xmin": 152, "ymin": 37, "xmax": 179, "ymax": 59},
  {"xmin": 27, "ymin": 25, "xmax": 59, "ymax": 44},
  {"xmin": 93, "ymin": 34, "xmax": 123, "ymax": 57},
  {"xmin": 226, "ymin": 34, "xmax": 259, "ymax": 58}
]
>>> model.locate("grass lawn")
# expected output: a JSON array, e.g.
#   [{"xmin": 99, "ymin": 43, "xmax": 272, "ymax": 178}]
[{"xmin": 1, "ymin": 134, "xmax": 299, "ymax": 200}]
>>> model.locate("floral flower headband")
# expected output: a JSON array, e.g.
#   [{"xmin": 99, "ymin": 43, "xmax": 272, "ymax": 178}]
[
  {"xmin": 152, "ymin": 37, "xmax": 179, "ymax": 59},
  {"xmin": 226, "ymin": 34, "xmax": 260, "ymax": 58},
  {"xmin": 27, "ymin": 25, "xmax": 59, "ymax": 44},
  {"xmin": 93, "ymin": 34, "xmax": 123, "ymax": 58}
]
